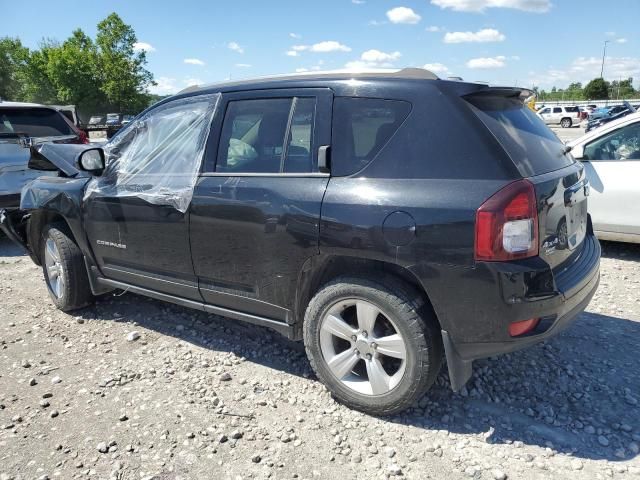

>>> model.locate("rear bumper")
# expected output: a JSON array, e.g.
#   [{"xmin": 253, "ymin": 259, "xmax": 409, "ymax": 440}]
[{"xmin": 437, "ymin": 233, "xmax": 600, "ymax": 390}]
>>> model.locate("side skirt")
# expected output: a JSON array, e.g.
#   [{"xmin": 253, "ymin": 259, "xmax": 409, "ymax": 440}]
[{"xmin": 94, "ymin": 275, "xmax": 297, "ymax": 340}]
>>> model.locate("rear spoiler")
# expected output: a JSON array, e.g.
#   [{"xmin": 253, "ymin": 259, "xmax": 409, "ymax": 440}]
[{"xmin": 463, "ymin": 86, "xmax": 534, "ymax": 102}]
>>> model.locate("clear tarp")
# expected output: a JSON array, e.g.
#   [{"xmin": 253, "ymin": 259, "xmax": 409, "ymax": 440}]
[{"xmin": 84, "ymin": 93, "xmax": 220, "ymax": 213}]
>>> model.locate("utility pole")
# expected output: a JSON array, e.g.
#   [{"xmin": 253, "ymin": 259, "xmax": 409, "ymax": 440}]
[{"xmin": 600, "ymin": 40, "xmax": 610, "ymax": 79}]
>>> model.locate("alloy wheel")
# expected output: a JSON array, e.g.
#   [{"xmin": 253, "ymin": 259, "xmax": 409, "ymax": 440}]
[
  {"xmin": 319, "ymin": 298, "xmax": 407, "ymax": 396},
  {"xmin": 44, "ymin": 238, "xmax": 65, "ymax": 299}
]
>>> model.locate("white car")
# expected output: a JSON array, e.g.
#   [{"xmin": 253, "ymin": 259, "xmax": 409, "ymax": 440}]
[
  {"xmin": 567, "ymin": 111, "xmax": 640, "ymax": 243},
  {"xmin": 537, "ymin": 105, "xmax": 582, "ymax": 128}
]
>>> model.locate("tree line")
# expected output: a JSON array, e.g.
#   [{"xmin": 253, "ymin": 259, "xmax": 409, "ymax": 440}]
[
  {"xmin": 535, "ymin": 77, "xmax": 638, "ymax": 102},
  {"xmin": 0, "ymin": 13, "xmax": 161, "ymax": 117}
]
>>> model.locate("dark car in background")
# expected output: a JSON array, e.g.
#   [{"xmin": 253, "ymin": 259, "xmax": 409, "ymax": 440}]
[
  {"xmin": 0, "ymin": 102, "xmax": 88, "ymax": 210},
  {"xmin": 586, "ymin": 101, "xmax": 637, "ymax": 132},
  {"xmin": 0, "ymin": 69, "xmax": 600, "ymax": 415}
]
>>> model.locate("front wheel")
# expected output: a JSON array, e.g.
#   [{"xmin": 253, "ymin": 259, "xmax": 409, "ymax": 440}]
[
  {"xmin": 303, "ymin": 276, "xmax": 442, "ymax": 415},
  {"xmin": 42, "ymin": 224, "xmax": 94, "ymax": 311},
  {"xmin": 561, "ymin": 118, "xmax": 572, "ymax": 128}
]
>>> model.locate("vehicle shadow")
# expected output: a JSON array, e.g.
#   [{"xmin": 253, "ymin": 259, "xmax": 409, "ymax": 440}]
[
  {"xmin": 0, "ymin": 235, "xmax": 27, "ymax": 257},
  {"xmin": 79, "ymin": 290, "xmax": 639, "ymax": 464},
  {"xmin": 600, "ymin": 239, "xmax": 640, "ymax": 261}
]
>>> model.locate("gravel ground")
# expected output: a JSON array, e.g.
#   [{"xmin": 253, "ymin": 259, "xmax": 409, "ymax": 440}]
[{"xmin": 1, "ymin": 236, "xmax": 639, "ymax": 480}]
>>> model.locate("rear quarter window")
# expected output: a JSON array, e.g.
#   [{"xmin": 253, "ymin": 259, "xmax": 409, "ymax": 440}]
[
  {"xmin": 331, "ymin": 97, "xmax": 411, "ymax": 176},
  {"xmin": 0, "ymin": 108, "xmax": 74, "ymax": 137},
  {"xmin": 466, "ymin": 95, "xmax": 574, "ymax": 176},
  {"xmin": 564, "ymin": 106, "xmax": 579, "ymax": 113}
]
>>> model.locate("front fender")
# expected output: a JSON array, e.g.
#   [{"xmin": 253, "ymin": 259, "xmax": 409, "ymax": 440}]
[{"xmin": 18, "ymin": 176, "xmax": 93, "ymax": 264}]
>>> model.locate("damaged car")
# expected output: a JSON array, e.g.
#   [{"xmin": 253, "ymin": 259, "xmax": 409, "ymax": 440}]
[
  {"xmin": 0, "ymin": 101, "xmax": 88, "ymax": 210},
  {"xmin": 0, "ymin": 69, "xmax": 600, "ymax": 415}
]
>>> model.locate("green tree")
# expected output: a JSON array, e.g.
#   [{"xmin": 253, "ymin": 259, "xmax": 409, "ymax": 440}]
[
  {"xmin": 9, "ymin": 13, "xmax": 155, "ymax": 116},
  {"xmin": 0, "ymin": 37, "xmax": 29, "ymax": 100},
  {"xmin": 95, "ymin": 13, "xmax": 155, "ymax": 112},
  {"xmin": 584, "ymin": 78, "xmax": 609, "ymax": 100}
]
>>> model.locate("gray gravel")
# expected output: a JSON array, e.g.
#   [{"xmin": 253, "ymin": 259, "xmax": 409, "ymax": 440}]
[{"xmin": 1, "ymin": 236, "xmax": 639, "ymax": 479}]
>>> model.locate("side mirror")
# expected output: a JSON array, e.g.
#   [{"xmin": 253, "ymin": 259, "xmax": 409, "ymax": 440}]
[{"xmin": 77, "ymin": 148, "xmax": 105, "ymax": 175}]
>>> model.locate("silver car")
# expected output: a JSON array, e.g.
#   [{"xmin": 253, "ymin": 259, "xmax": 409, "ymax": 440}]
[
  {"xmin": 0, "ymin": 102, "xmax": 86, "ymax": 209},
  {"xmin": 537, "ymin": 105, "xmax": 582, "ymax": 128}
]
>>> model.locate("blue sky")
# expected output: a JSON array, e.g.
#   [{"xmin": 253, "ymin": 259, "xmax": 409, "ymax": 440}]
[{"xmin": 2, "ymin": 0, "xmax": 638, "ymax": 95}]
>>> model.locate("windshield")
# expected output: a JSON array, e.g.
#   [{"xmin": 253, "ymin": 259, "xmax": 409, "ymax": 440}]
[{"xmin": 0, "ymin": 107, "xmax": 74, "ymax": 138}]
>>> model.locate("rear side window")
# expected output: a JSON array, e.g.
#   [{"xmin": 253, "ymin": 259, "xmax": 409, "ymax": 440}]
[
  {"xmin": 466, "ymin": 95, "xmax": 574, "ymax": 176},
  {"xmin": 553, "ymin": 107, "xmax": 562, "ymax": 113},
  {"xmin": 0, "ymin": 108, "xmax": 74, "ymax": 137},
  {"xmin": 564, "ymin": 106, "xmax": 579, "ymax": 113},
  {"xmin": 331, "ymin": 97, "xmax": 411, "ymax": 176},
  {"xmin": 216, "ymin": 97, "xmax": 316, "ymax": 174}
]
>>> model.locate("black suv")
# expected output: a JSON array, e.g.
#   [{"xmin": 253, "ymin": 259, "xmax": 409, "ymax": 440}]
[{"xmin": 0, "ymin": 69, "xmax": 600, "ymax": 415}]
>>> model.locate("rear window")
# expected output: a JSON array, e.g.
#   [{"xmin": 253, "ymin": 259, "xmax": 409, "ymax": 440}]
[
  {"xmin": 331, "ymin": 97, "xmax": 411, "ymax": 176},
  {"xmin": 466, "ymin": 95, "xmax": 574, "ymax": 176},
  {"xmin": 0, "ymin": 108, "xmax": 74, "ymax": 138}
]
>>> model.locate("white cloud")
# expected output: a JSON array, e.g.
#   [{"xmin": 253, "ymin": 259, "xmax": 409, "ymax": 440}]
[
  {"xmin": 361, "ymin": 49, "xmax": 402, "ymax": 63},
  {"xmin": 386, "ymin": 7, "xmax": 422, "ymax": 24},
  {"xmin": 227, "ymin": 42, "xmax": 244, "ymax": 54},
  {"xmin": 286, "ymin": 50, "xmax": 300, "ymax": 57},
  {"xmin": 289, "ymin": 33, "xmax": 301, "ymax": 39},
  {"xmin": 149, "ymin": 77, "xmax": 204, "ymax": 96},
  {"xmin": 183, "ymin": 77, "xmax": 204, "ymax": 87},
  {"xmin": 149, "ymin": 77, "xmax": 178, "ymax": 95},
  {"xmin": 466, "ymin": 55, "xmax": 506, "ymax": 69},
  {"xmin": 235, "ymin": 63, "xmax": 252, "ymax": 68},
  {"xmin": 369, "ymin": 20, "xmax": 388, "ymax": 26},
  {"xmin": 345, "ymin": 49, "xmax": 402, "ymax": 69},
  {"xmin": 296, "ymin": 68, "xmax": 309, "ymax": 73},
  {"xmin": 423, "ymin": 63, "xmax": 451, "ymax": 74},
  {"xmin": 426, "ymin": 25, "xmax": 441, "ymax": 32},
  {"xmin": 444, "ymin": 28, "xmax": 505, "ymax": 43},
  {"xmin": 133, "ymin": 42, "xmax": 155, "ymax": 53},
  {"xmin": 184, "ymin": 58, "xmax": 205, "ymax": 66},
  {"xmin": 352, "ymin": 0, "xmax": 366, "ymax": 4},
  {"xmin": 431, "ymin": 0, "xmax": 551, "ymax": 12},
  {"xmin": 616, "ymin": 38, "xmax": 628, "ymax": 44},
  {"xmin": 528, "ymin": 56, "xmax": 640, "ymax": 89},
  {"xmin": 292, "ymin": 41, "xmax": 351, "ymax": 54}
]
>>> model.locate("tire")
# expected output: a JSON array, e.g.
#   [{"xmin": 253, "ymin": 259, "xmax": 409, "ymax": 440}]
[
  {"xmin": 41, "ymin": 223, "xmax": 94, "ymax": 311},
  {"xmin": 560, "ymin": 118, "xmax": 572, "ymax": 128},
  {"xmin": 303, "ymin": 276, "xmax": 443, "ymax": 415}
]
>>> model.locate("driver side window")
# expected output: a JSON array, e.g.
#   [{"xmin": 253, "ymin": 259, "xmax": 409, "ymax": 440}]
[{"xmin": 583, "ymin": 122, "xmax": 640, "ymax": 161}]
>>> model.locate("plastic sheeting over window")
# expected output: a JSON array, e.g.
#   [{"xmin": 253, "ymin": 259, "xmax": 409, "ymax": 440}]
[{"xmin": 84, "ymin": 93, "xmax": 220, "ymax": 213}]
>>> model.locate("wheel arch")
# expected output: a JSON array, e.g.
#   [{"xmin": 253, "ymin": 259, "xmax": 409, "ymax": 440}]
[{"xmin": 295, "ymin": 255, "xmax": 443, "ymax": 337}]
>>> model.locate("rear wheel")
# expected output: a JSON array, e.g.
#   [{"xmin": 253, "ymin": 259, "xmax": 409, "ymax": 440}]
[
  {"xmin": 303, "ymin": 276, "xmax": 442, "ymax": 415},
  {"xmin": 42, "ymin": 224, "xmax": 94, "ymax": 311},
  {"xmin": 560, "ymin": 118, "xmax": 572, "ymax": 128}
]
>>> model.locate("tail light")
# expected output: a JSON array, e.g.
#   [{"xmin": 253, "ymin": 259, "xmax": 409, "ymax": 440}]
[
  {"xmin": 61, "ymin": 114, "xmax": 89, "ymax": 144},
  {"xmin": 475, "ymin": 179, "xmax": 539, "ymax": 261}
]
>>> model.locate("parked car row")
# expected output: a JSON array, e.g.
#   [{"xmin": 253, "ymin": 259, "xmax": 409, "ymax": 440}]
[{"xmin": 536, "ymin": 102, "xmax": 639, "ymax": 131}]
